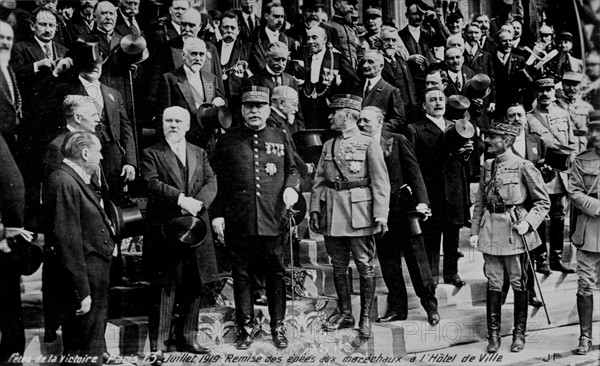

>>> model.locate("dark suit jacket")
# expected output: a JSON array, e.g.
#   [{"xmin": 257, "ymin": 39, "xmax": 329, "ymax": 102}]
[
  {"xmin": 0, "ymin": 134, "xmax": 24, "ymax": 228},
  {"xmin": 381, "ymin": 131, "xmax": 428, "ymax": 227},
  {"xmin": 153, "ymin": 66, "xmax": 225, "ymax": 150},
  {"xmin": 114, "ymin": 10, "xmax": 144, "ymax": 38},
  {"xmin": 444, "ymin": 65, "xmax": 475, "ymax": 97},
  {"xmin": 248, "ymin": 26, "xmax": 298, "ymax": 73},
  {"xmin": 407, "ymin": 117, "xmax": 470, "ymax": 229},
  {"xmin": 464, "ymin": 48, "xmax": 495, "ymax": 100},
  {"xmin": 0, "ymin": 65, "xmax": 21, "ymax": 138},
  {"xmin": 233, "ymin": 10, "xmax": 260, "ymax": 43},
  {"xmin": 44, "ymin": 164, "xmax": 116, "ymax": 304},
  {"xmin": 217, "ymin": 38, "xmax": 251, "ymax": 98},
  {"xmin": 362, "ymin": 78, "xmax": 405, "ymax": 134},
  {"xmin": 492, "ymin": 52, "xmax": 527, "ymax": 111},
  {"xmin": 381, "ymin": 55, "xmax": 418, "ymax": 107},
  {"xmin": 141, "ymin": 140, "xmax": 219, "ymax": 286},
  {"xmin": 91, "ymin": 28, "xmax": 122, "ymax": 59},
  {"xmin": 67, "ymin": 14, "xmax": 94, "ymax": 40}
]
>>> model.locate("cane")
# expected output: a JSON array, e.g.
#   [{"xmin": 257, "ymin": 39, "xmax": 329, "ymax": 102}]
[
  {"xmin": 287, "ymin": 208, "xmax": 297, "ymax": 330},
  {"xmin": 520, "ymin": 233, "xmax": 552, "ymax": 325}
]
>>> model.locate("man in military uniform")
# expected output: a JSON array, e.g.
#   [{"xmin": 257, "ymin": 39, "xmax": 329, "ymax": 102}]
[
  {"xmin": 310, "ymin": 95, "xmax": 390, "ymax": 339},
  {"xmin": 470, "ymin": 119, "xmax": 550, "ymax": 353},
  {"xmin": 326, "ymin": 0, "xmax": 360, "ymax": 69},
  {"xmin": 211, "ymin": 86, "xmax": 300, "ymax": 350},
  {"xmin": 567, "ymin": 110, "xmax": 600, "ymax": 355},
  {"xmin": 526, "ymin": 77, "xmax": 577, "ymax": 273},
  {"xmin": 556, "ymin": 72, "xmax": 593, "ymax": 154}
]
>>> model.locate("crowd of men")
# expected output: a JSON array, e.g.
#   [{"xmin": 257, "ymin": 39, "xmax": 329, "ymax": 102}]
[{"xmin": 1, "ymin": 0, "xmax": 600, "ymax": 364}]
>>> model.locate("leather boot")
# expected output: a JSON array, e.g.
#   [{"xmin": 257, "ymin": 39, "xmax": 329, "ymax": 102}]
[
  {"xmin": 271, "ymin": 321, "xmax": 288, "ymax": 349},
  {"xmin": 575, "ymin": 294, "xmax": 593, "ymax": 355},
  {"xmin": 323, "ymin": 274, "xmax": 355, "ymax": 331},
  {"xmin": 549, "ymin": 219, "xmax": 575, "ymax": 273},
  {"xmin": 235, "ymin": 312, "xmax": 254, "ymax": 350},
  {"xmin": 535, "ymin": 222, "xmax": 551, "ymax": 275},
  {"xmin": 487, "ymin": 290, "xmax": 502, "ymax": 353},
  {"xmin": 358, "ymin": 276, "xmax": 376, "ymax": 339},
  {"xmin": 510, "ymin": 290, "xmax": 528, "ymax": 352}
]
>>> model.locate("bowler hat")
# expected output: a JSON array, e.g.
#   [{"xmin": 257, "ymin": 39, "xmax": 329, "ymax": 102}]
[
  {"xmin": 242, "ymin": 86, "xmax": 270, "ymax": 104},
  {"xmin": 199, "ymin": 104, "xmax": 232, "ymax": 129},
  {"xmin": 162, "ymin": 214, "xmax": 208, "ymax": 248},
  {"xmin": 293, "ymin": 129, "xmax": 326, "ymax": 166},
  {"xmin": 110, "ymin": 34, "xmax": 150, "ymax": 67},
  {"xmin": 329, "ymin": 94, "xmax": 362, "ymax": 111},
  {"xmin": 465, "ymin": 73, "xmax": 491, "ymax": 100}
]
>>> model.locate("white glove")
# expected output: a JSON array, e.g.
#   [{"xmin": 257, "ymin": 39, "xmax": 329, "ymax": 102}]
[
  {"xmin": 178, "ymin": 195, "xmax": 203, "ymax": 216},
  {"xmin": 283, "ymin": 187, "xmax": 299, "ymax": 209},
  {"xmin": 416, "ymin": 203, "xmax": 432, "ymax": 221},
  {"xmin": 469, "ymin": 235, "xmax": 479, "ymax": 248},
  {"xmin": 513, "ymin": 220, "xmax": 530, "ymax": 235},
  {"xmin": 212, "ymin": 97, "xmax": 226, "ymax": 107},
  {"xmin": 212, "ymin": 217, "xmax": 225, "ymax": 243}
]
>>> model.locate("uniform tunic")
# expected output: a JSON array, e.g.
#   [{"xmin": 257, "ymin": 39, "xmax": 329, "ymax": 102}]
[{"xmin": 556, "ymin": 97, "xmax": 594, "ymax": 154}]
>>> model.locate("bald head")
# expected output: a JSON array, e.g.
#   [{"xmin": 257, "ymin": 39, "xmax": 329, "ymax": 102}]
[{"xmin": 307, "ymin": 26, "xmax": 327, "ymax": 54}]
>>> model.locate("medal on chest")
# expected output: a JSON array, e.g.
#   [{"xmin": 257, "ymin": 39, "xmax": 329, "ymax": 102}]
[{"xmin": 265, "ymin": 162, "xmax": 277, "ymax": 175}]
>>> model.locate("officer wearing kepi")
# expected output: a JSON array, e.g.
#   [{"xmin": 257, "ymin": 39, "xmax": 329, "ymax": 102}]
[
  {"xmin": 470, "ymin": 118, "xmax": 550, "ymax": 354},
  {"xmin": 211, "ymin": 86, "xmax": 300, "ymax": 350},
  {"xmin": 310, "ymin": 94, "xmax": 390, "ymax": 340},
  {"xmin": 567, "ymin": 110, "xmax": 600, "ymax": 355}
]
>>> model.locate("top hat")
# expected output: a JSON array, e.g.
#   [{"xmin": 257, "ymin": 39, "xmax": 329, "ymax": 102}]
[
  {"xmin": 486, "ymin": 119, "xmax": 522, "ymax": 137},
  {"xmin": 557, "ymin": 31, "xmax": 573, "ymax": 42},
  {"xmin": 110, "ymin": 34, "xmax": 150, "ymax": 67},
  {"xmin": 446, "ymin": 95, "xmax": 471, "ymax": 120},
  {"xmin": 293, "ymin": 129, "xmax": 327, "ymax": 166},
  {"xmin": 162, "ymin": 214, "xmax": 208, "ymax": 248},
  {"xmin": 69, "ymin": 36, "xmax": 103, "ymax": 69},
  {"xmin": 329, "ymin": 94, "xmax": 362, "ymax": 111},
  {"xmin": 199, "ymin": 103, "xmax": 232, "ymax": 129},
  {"xmin": 445, "ymin": 118, "xmax": 475, "ymax": 152},
  {"xmin": 545, "ymin": 145, "xmax": 574, "ymax": 171},
  {"xmin": 588, "ymin": 110, "xmax": 600, "ymax": 127},
  {"xmin": 242, "ymin": 86, "xmax": 270, "ymax": 104},
  {"xmin": 465, "ymin": 73, "xmax": 492, "ymax": 100},
  {"xmin": 105, "ymin": 199, "xmax": 144, "ymax": 240}
]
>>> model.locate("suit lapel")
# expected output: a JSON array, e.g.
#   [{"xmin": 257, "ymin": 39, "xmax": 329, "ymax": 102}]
[
  {"xmin": 31, "ymin": 41, "xmax": 47, "ymax": 61},
  {"xmin": 158, "ymin": 142, "xmax": 184, "ymax": 190},
  {"xmin": 100, "ymin": 84, "xmax": 117, "ymax": 140},
  {"xmin": 186, "ymin": 143, "xmax": 197, "ymax": 194},
  {"xmin": 200, "ymin": 71, "xmax": 214, "ymax": 102},
  {"xmin": 176, "ymin": 68, "xmax": 198, "ymax": 114},
  {"xmin": 364, "ymin": 78, "xmax": 384, "ymax": 105},
  {"xmin": 0, "ymin": 69, "xmax": 14, "ymax": 107}
]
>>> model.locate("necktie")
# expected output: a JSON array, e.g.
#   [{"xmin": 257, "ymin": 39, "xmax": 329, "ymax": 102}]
[
  {"xmin": 43, "ymin": 43, "xmax": 52, "ymax": 60},
  {"xmin": 248, "ymin": 16, "xmax": 254, "ymax": 33},
  {"xmin": 364, "ymin": 80, "xmax": 371, "ymax": 98},
  {"xmin": 455, "ymin": 75, "xmax": 461, "ymax": 90},
  {"xmin": 273, "ymin": 75, "xmax": 282, "ymax": 86},
  {"xmin": 128, "ymin": 17, "xmax": 141, "ymax": 35}
]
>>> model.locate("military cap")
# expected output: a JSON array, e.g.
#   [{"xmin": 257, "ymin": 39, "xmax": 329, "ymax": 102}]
[
  {"xmin": 562, "ymin": 71, "xmax": 583, "ymax": 83},
  {"xmin": 557, "ymin": 31, "xmax": 573, "ymax": 42},
  {"xmin": 589, "ymin": 110, "xmax": 600, "ymax": 127},
  {"xmin": 486, "ymin": 119, "xmax": 522, "ymax": 137},
  {"xmin": 534, "ymin": 77, "xmax": 555, "ymax": 89},
  {"xmin": 539, "ymin": 24, "xmax": 553, "ymax": 36},
  {"xmin": 365, "ymin": 6, "xmax": 382, "ymax": 18},
  {"xmin": 242, "ymin": 86, "xmax": 270, "ymax": 104},
  {"xmin": 329, "ymin": 94, "xmax": 362, "ymax": 111}
]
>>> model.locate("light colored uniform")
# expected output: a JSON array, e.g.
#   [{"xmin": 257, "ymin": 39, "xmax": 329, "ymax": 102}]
[{"xmin": 556, "ymin": 97, "xmax": 593, "ymax": 154}]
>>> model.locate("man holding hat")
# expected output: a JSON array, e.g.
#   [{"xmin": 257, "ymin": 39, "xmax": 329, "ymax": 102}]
[
  {"xmin": 527, "ymin": 77, "xmax": 577, "ymax": 273},
  {"xmin": 567, "ymin": 110, "xmax": 600, "ymax": 355},
  {"xmin": 211, "ymin": 86, "xmax": 300, "ymax": 350},
  {"xmin": 556, "ymin": 71, "xmax": 593, "ymax": 154},
  {"xmin": 310, "ymin": 94, "xmax": 390, "ymax": 339},
  {"xmin": 141, "ymin": 106, "xmax": 219, "ymax": 363},
  {"xmin": 470, "ymin": 118, "xmax": 549, "ymax": 353}
]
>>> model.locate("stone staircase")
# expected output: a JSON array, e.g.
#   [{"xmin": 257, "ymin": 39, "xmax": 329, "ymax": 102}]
[{"xmin": 19, "ymin": 194, "xmax": 600, "ymax": 362}]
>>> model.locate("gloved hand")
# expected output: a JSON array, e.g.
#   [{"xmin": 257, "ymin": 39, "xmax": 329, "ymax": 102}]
[
  {"xmin": 469, "ymin": 235, "xmax": 479, "ymax": 248},
  {"xmin": 179, "ymin": 196, "xmax": 203, "ymax": 216},
  {"xmin": 212, "ymin": 217, "xmax": 225, "ymax": 243},
  {"xmin": 283, "ymin": 187, "xmax": 299, "ymax": 209},
  {"xmin": 375, "ymin": 219, "xmax": 388, "ymax": 238},
  {"xmin": 309, "ymin": 212, "xmax": 322, "ymax": 233},
  {"xmin": 513, "ymin": 220, "xmax": 530, "ymax": 235},
  {"xmin": 416, "ymin": 203, "xmax": 432, "ymax": 221}
]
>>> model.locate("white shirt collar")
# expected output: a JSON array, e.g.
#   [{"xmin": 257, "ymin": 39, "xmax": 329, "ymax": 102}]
[
  {"xmin": 66, "ymin": 124, "xmax": 77, "ymax": 132},
  {"xmin": 35, "ymin": 36, "xmax": 52, "ymax": 53},
  {"xmin": 79, "ymin": 75, "xmax": 100, "ymax": 88},
  {"xmin": 426, "ymin": 114, "xmax": 446, "ymax": 132},
  {"xmin": 408, "ymin": 25, "xmax": 420, "ymax": 42},
  {"xmin": 465, "ymin": 42, "xmax": 478, "ymax": 55},
  {"xmin": 497, "ymin": 51, "xmax": 510, "ymax": 64},
  {"xmin": 184, "ymin": 64, "xmax": 199, "ymax": 78},
  {"xmin": 265, "ymin": 27, "xmax": 280, "ymax": 43},
  {"xmin": 172, "ymin": 21, "xmax": 181, "ymax": 35},
  {"xmin": 312, "ymin": 48, "xmax": 326, "ymax": 59},
  {"xmin": 448, "ymin": 70, "xmax": 462, "ymax": 81},
  {"xmin": 63, "ymin": 158, "xmax": 92, "ymax": 184},
  {"xmin": 166, "ymin": 138, "xmax": 187, "ymax": 164},
  {"xmin": 364, "ymin": 75, "xmax": 381, "ymax": 91}
]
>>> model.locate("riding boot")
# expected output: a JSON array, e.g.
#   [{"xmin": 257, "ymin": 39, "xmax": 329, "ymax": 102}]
[
  {"xmin": 487, "ymin": 290, "xmax": 502, "ymax": 353},
  {"xmin": 358, "ymin": 276, "xmax": 376, "ymax": 338},
  {"xmin": 323, "ymin": 274, "xmax": 355, "ymax": 331},
  {"xmin": 510, "ymin": 290, "xmax": 528, "ymax": 352},
  {"xmin": 535, "ymin": 221, "xmax": 551, "ymax": 275},
  {"xmin": 575, "ymin": 294, "xmax": 593, "ymax": 355},
  {"xmin": 549, "ymin": 219, "xmax": 574, "ymax": 273}
]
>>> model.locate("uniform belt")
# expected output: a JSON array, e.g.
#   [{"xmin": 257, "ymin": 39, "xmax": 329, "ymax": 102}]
[
  {"xmin": 486, "ymin": 203, "xmax": 514, "ymax": 214},
  {"xmin": 573, "ymin": 129, "xmax": 587, "ymax": 137},
  {"xmin": 324, "ymin": 178, "xmax": 371, "ymax": 190}
]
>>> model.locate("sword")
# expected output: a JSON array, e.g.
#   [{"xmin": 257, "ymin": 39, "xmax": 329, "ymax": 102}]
[
  {"xmin": 520, "ymin": 232, "xmax": 552, "ymax": 325},
  {"xmin": 287, "ymin": 208, "xmax": 298, "ymax": 333}
]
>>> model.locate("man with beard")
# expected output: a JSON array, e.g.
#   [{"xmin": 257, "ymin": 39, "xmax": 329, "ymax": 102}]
[
  {"xmin": 234, "ymin": 0, "xmax": 260, "ymax": 42},
  {"xmin": 526, "ymin": 77, "xmax": 577, "ymax": 274},
  {"xmin": 470, "ymin": 118, "xmax": 549, "ymax": 353},
  {"xmin": 91, "ymin": 2, "xmax": 121, "ymax": 58},
  {"xmin": 568, "ymin": 110, "xmax": 600, "ymax": 355},
  {"xmin": 359, "ymin": 49, "xmax": 404, "ymax": 134},
  {"xmin": 286, "ymin": 0, "xmax": 336, "ymax": 52},
  {"xmin": 211, "ymin": 86, "xmax": 300, "ymax": 350},
  {"xmin": 326, "ymin": 0, "xmax": 359, "ymax": 69},
  {"xmin": 310, "ymin": 95, "xmax": 390, "ymax": 340},
  {"xmin": 141, "ymin": 106, "xmax": 219, "ymax": 363},
  {"xmin": 0, "ymin": 20, "xmax": 21, "ymax": 143},
  {"xmin": 358, "ymin": 6, "xmax": 383, "ymax": 51},
  {"xmin": 408, "ymin": 87, "xmax": 471, "ymax": 288},
  {"xmin": 358, "ymin": 106, "xmax": 439, "ymax": 326},
  {"xmin": 153, "ymin": 38, "xmax": 226, "ymax": 155},
  {"xmin": 114, "ymin": 0, "xmax": 143, "ymax": 37},
  {"xmin": 556, "ymin": 72, "xmax": 593, "ymax": 154},
  {"xmin": 248, "ymin": 2, "xmax": 297, "ymax": 74},
  {"xmin": 379, "ymin": 26, "xmax": 417, "ymax": 120},
  {"xmin": 69, "ymin": 0, "xmax": 99, "ymax": 40},
  {"xmin": 399, "ymin": 3, "xmax": 446, "ymax": 102}
]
